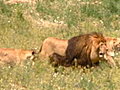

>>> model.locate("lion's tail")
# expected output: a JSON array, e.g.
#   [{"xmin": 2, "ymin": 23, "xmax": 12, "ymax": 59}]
[
  {"xmin": 37, "ymin": 43, "xmax": 43, "ymax": 54},
  {"xmin": 32, "ymin": 43, "xmax": 43, "ymax": 55}
]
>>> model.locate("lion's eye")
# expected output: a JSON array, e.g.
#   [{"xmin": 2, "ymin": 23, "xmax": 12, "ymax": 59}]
[
  {"xmin": 113, "ymin": 41, "xmax": 116, "ymax": 44},
  {"xmin": 100, "ymin": 43, "xmax": 103, "ymax": 46},
  {"xmin": 105, "ymin": 47, "xmax": 109, "ymax": 51}
]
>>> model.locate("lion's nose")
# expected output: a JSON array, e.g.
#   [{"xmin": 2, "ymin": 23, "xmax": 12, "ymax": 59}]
[
  {"xmin": 99, "ymin": 53, "xmax": 104, "ymax": 55},
  {"xmin": 99, "ymin": 53, "xmax": 104, "ymax": 57}
]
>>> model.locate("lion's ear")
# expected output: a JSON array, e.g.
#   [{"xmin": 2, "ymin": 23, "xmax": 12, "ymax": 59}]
[
  {"xmin": 113, "ymin": 38, "xmax": 117, "ymax": 43},
  {"xmin": 31, "ymin": 48, "xmax": 40, "ymax": 54},
  {"xmin": 113, "ymin": 38, "xmax": 120, "ymax": 45}
]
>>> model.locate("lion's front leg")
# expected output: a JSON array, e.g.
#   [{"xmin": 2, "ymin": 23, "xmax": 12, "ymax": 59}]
[{"xmin": 104, "ymin": 54, "xmax": 116, "ymax": 67}]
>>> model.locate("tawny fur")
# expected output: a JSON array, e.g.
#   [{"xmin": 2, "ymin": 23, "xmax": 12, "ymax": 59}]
[
  {"xmin": 114, "ymin": 38, "xmax": 120, "ymax": 51},
  {"xmin": 40, "ymin": 35, "xmax": 120, "ymax": 67},
  {"xmin": 103, "ymin": 37, "xmax": 120, "ymax": 67},
  {"xmin": 40, "ymin": 37, "xmax": 68, "ymax": 57},
  {"xmin": 0, "ymin": 48, "xmax": 35, "ymax": 65},
  {"xmin": 50, "ymin": 32, "xmax": 107, "ymax": 67},
  {"xmin": 105, "ymin": 37, "xmax": 120, "ymax": 56}
]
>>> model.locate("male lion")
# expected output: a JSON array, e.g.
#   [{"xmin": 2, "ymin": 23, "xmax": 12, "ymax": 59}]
[
  {"xmin": 49, "ymin": 36, "xmax": 120, "ymax": 67},
  {"xmin": 0, "ymin": 48, "xmax": 35, "ymax": 66},
  {"xmin": 49, "ymin": 32, "xmax": 108, "ymax": 67},
  {"xmin": 39, "ymin": 37, "xmax": 68, "ymax": 57}
]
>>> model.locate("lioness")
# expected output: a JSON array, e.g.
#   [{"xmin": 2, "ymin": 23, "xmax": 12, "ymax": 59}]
[
  {"xmin": 40, "ymin": 37, "xmax": 68, "ymax": 57},
  {"xmin": 0, "ymin": 48, "xmax": 35, "ymax": 66},
  {"xmin": 105, "ymin": 37, "xmax": 120, "ymax": 56},
  {"xmin": 104, "ymin": 37, "xmax": 120, "ymax": 66}
]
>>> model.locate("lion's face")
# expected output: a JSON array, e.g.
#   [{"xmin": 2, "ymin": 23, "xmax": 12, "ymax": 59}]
[
  {"xmin": 105, "ymin": 37, "xmax": 120, "ymax": 56},
  {"xmin": 98, "ymin": 42, "xmax": 107, "ymax": 58}
]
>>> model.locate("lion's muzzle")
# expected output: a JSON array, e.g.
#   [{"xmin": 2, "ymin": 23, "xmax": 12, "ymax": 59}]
[{"xmin": 99, "ymin": 52, "xmax": 105, "ymax": 58}]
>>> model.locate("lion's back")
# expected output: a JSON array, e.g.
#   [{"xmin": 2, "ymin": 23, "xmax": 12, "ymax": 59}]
[
  {"xmin": 0, "ymin": 48, "xmax": 34, "ymax": 65},
  {"xmin": 40, "ymin": 37, "xmax": 68, "ymax": 57},
  {"xmin": 0, "ymin": 48, "xmax": 18, "ymax": 64}
]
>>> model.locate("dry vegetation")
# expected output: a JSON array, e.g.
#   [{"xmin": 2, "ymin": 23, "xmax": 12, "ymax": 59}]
[{"xmin": 0, "ymin": 0, "xmax": 120, "ymax": 89}]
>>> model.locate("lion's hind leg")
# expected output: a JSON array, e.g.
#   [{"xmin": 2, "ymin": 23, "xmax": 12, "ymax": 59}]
[{"xmin": 49, "ymin": 53, "xmax": 60, "ymax": 67}]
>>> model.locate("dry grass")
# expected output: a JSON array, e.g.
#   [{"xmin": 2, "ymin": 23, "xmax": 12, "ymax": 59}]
[{"xmin": 0, "ymin": 0, "xmax": 120, "ymax": 89}]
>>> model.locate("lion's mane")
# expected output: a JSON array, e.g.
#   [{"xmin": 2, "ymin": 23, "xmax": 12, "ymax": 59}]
[{"xmin": 50, "ymin": 32, "xmax": 106, "ymax": 67}]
